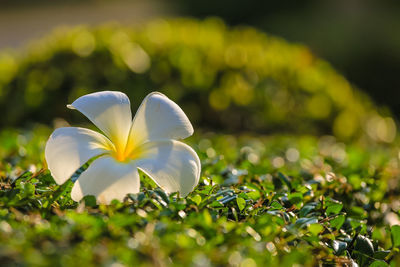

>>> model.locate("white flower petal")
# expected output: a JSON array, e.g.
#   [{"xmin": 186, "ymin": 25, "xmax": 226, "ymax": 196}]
[
  {"xmin": 45, "ymin": 127, "xmax": 113, "ymax": 185},
  {"xmin": 135, "ymin": 140, "xmax": 201, "ymax": 197},
  {"xmin": 71, "ymin": 156, "xmax": 140, "ymax": 204},
  {"xmin": 127, "ymin": 92, "xmax": 194, "ymax": 152},
  {"xmin": 68, "ymin": 91, "xmax": 132, "ymax": 151}
]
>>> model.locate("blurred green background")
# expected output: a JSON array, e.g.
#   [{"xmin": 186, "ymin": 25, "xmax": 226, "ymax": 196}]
[
  {"xmin": 1, "ymin": 0, "xmax": 400, "ymax": 117},
  {"xmin": 177, "ymin": 0, "xmax": 400, "ymax": 116},
  {"xmin": 0, "ymin": 0, "xmax": 399, "ymax": 143}
]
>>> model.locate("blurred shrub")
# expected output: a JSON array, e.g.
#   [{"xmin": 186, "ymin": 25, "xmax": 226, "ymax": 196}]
[{"xmin": 0, "ymin": 18, "xmax": 395, "ymax": 141}]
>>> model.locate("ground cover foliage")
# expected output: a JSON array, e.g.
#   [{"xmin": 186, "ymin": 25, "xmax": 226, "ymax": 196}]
[{"xmin": 0, "ymin": 126, "xmax": 400, "ymax": 266}]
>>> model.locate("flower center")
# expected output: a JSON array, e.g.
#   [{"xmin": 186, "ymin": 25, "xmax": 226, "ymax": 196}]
[
  {"xmin": 112, "ymin": 144, "xmax": 143, "ymax": 163},
  {"xmin": 114, "ymin": 148, "xmax": 128, "ymax": 162}
]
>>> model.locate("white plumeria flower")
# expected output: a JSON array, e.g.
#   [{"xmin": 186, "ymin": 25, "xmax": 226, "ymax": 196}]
[{"xmin": 45, "ymin": 91, "xmax": 201, "ymax": 204}]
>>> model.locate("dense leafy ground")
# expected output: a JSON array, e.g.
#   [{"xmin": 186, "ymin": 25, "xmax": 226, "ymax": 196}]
[{"xmin": 0, "ymin": 125, "xmax": 400, "ymax": 266}]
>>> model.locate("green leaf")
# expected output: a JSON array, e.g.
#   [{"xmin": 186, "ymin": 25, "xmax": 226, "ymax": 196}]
[
  {"xmin": 331, "ymin": 240, "xmax": 347, "ymax": 255},
  {"xmin": 238, "ymin": 192, "xmax": 249, "ymax": 200},
  {"xmin": 391, "ymin": 225, "xmax": 400, "ymax": 247},
  {"xmin": 330, "ymin": 215, "xmax": 345, "ymax": 229},
  {"xmin": 353, "ymin": 235, "xmax": 374, "ymax": 267},
  {"xmin": 354, "ymin": 235, "xmax": 374, "ymax": 255},
  {"xmin": 154, "ymin": 189, "xmax": 169, "ymax": 204},
  {"xmin": 210, "ymin": 200, "xmax": 224, "ymax": 208},
  {"xmin": 308, "ymin": 223, "xmax": 323, "ymax": 236},
  {"xmin": 237, "ymin": 197, "xmax": 246, "ymax": 211},
  {"xmin": 369, "ymin": 260, "xmax": 389, "ymax": 267},
  {"xmin": 83, "ymin": 195, "xmax": 97, "ymax": 207},
  {"xmin": 299, "ymin": 202, "xmax": 317, "ymax": 217},
  {"xmin": 288, "ymin": 192, "xmax": 303, "ymax": 205},
  {"xmin": 20, "ymin": 182, "xmax": 35, "ymax": 198},
  {"xmin": 190, "ymin": 195, "xmax": 202, "ymax": 206},
  {"xmin": 326, "ymin": 203, "xmax": 343, "ymax": 216},
  {"xmin": 295, "ymin": 217, "xmax": 318, "ymax": 228},
  {"xmin": 278, "ymin": 172, "xmax": 292, "ymax": 190},
  {"xmin": 231, "ymin": 207, "xmax": 239, "ymax": 221},
  {"xmin": 270, "ymin": 201, "xmax": 283, "ymax": 210},
  {"xmin": 374, "ymin": 250, "xmax": 391, "ymax": 260},
  {"xmin": 247, "ymin": 190, "xmax": 261, "ymax": 200}
]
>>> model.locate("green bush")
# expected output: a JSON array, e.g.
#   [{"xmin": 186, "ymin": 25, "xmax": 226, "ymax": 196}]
[{"xmin": 0, "ymin": 18, "xmax": 396, "ymax": 141}]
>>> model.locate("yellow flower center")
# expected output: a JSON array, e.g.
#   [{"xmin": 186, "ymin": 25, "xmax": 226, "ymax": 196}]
[
  {"xmin": 113, "ymin": 148, "xmax": 129, "ymax": 162},
  {"xmin": 112, "ymin": 142, "xmax": 143, "ymax": 163}
]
